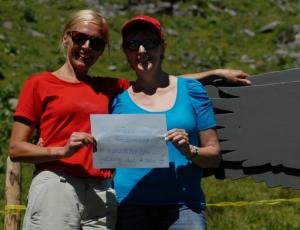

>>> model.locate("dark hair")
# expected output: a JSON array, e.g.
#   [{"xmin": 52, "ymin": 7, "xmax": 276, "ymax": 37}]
[{"xmin": 122, "ymin": 22, "xmax": 161, "ymax": 42}]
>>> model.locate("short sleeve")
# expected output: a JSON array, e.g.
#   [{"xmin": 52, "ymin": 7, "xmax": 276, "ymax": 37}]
[
  {"xmin": 111, "ymin": 94, "xmax": 122, "ymax": 114},
  {"xmin": 116, "ymin": 78, "xmax": 129, "ymax": 94},
  {"xmin": 14, "ymin": 76, "xmax": 42, "ymax": 124},
  {"xmin": 185, "ymin": 79, "xmax": 216, "ymax": 131}
]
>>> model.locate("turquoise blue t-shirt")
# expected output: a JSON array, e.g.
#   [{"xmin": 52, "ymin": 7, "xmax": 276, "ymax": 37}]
[{"xmin": 111, "ymin": 78, "xmax": 216, "ymax": 209}]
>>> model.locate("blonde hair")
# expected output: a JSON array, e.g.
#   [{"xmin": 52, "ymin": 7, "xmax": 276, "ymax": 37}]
[{"xmin": 60, "ymin": 9, "xmax": 109, "ymax": 52}]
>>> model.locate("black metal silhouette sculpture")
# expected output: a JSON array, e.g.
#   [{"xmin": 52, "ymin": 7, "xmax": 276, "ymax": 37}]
[{"xmin": 205, "ymin": 68, "xmax": 300, "ymax": 189}]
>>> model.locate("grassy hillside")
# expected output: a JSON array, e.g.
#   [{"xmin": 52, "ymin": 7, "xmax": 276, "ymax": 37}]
[{"xmin": 1, "ymin": 0, "xmax": 300, "ymax": 229}]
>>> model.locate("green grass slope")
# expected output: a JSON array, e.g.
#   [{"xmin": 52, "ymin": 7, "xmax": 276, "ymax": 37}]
[{"xmin": 1, "ymin": 0, "xmax": 300, "ymax": 229}]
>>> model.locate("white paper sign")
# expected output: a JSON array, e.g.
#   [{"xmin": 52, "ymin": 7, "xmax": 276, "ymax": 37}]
[{"xmin": 90, "ymin": 114, "xmax": 169, "ymax": 168}]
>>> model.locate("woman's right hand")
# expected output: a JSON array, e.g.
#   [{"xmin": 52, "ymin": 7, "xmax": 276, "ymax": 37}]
[
  {"xmin": 63, "ymin": 132, "xmax": 95, "ymax": 157},
  {"xmin": 38, "ymin": 132, "xmax": 95, "ymax": 158}
]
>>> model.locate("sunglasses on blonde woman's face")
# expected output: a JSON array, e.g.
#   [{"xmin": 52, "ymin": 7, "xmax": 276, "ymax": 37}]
[
  {"xmin": 122, "ymin": 38, "xmax": 163, "ymax": 51},
  {"xmin": 67, "ymin": 31, "xmax": 106, "ymax": 51}
]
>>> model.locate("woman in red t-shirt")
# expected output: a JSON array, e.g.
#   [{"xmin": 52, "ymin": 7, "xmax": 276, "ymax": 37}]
[{"xmin": 9, "ymin": 9, "xmax": 128, "ymax": 230}]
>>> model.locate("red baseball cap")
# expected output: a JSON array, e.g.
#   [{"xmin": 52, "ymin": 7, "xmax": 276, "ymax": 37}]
[{"xmin": 121, "ymin": 15, "xmax": 164, "ymax": 39}]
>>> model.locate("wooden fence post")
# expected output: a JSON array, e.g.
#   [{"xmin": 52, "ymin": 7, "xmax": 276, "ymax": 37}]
[{"xmin": 4, "ymin": 157, "xmax": 21, "ymax": 230}]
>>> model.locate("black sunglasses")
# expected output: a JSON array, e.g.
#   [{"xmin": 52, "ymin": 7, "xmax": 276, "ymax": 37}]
[
  {"xmin": 122, "ymin": 38, "xmax": 163, "ymax": 51},
  {"xmin": 67, "ymin": 31, "xmax": 106, "ymax": 51}
]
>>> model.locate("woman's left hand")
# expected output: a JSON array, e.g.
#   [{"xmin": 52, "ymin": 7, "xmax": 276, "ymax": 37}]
[
  {"xmin": 165, "ymin": 128, "xmax": 190, "ymax": 155},
  {"xmin": 215, "ymin": 69, "xmax": 251, "ymax": 85}
]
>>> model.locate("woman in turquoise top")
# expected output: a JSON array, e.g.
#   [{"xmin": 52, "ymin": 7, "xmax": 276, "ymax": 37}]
[{"xmin": 112, "ymin": 15, "xmax": 221, "ymax": 230}]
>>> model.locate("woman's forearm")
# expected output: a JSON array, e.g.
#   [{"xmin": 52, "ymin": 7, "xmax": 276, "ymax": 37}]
[
  {"xmin": 187, "ymin": 128, "xmax": 221, "ymax": 168},
  {"xmin": 9, "ymin": 121, "xmax": 67, "ymax": 163},
  {"xmin": 9, "ymin": 140, "xmax": 67, "ymax": 163},
  {"xmin": 180, "ymin": 69, "xmax": 251, "ymax": 85},
  {"xmin": 187, "ymin": 144, "xmax": 221, "ymax": 168}
]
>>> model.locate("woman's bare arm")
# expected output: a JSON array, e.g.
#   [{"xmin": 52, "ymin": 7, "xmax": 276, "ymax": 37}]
[
  {"xmin": 9, "ymin": 121, "xmax": 94, "ymax": 163},
  {"xmin": 180, "ymin": 69, "xmax": 251, "ymax": 85}
]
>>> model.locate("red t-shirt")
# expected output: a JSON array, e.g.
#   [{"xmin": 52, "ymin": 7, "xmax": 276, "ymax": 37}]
[{"xmin": 14, "ymin": 72, "xmax": 129, "ymax": 180}]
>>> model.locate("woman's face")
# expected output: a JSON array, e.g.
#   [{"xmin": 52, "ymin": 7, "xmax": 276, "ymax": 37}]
[
  {"xmin": 64, "ymin": 21, "xmax": 105, "ymax": 73},
  {"xmin": 123, "ymin": 27, "xmax": 164, "ymax": 74}
]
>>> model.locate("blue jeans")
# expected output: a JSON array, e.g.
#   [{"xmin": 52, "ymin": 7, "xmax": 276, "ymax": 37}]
[{"xmin": 117, "ymin": 204, "xmax": 207, "ymax": 230}]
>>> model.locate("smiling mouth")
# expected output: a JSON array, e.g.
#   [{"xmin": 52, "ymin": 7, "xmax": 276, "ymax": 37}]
[
  {"xmin": 79, "ymin": 54, "xmax": 91, "ymax": 60},
  {"xmin": 137, "ymin": 53, "xmax": 153, "ymax": 63}
]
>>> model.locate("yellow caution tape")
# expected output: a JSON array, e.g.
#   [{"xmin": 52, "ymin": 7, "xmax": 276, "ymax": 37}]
[
  {"xmin": 2, "ymin": 205, "xmax": 26, "ymax": 214},
  {"xmin": 207, "ymin": 197, "xmax": 300, "ymax": 207},
  {"xmin": 2, "ymin": 198, "xmax": 300, "ymax": 214}
]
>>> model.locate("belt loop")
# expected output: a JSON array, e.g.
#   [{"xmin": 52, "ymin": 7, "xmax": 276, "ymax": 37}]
[{"xmin": 59, "ymin": 175, "xmax": 67, "ymax": 183}]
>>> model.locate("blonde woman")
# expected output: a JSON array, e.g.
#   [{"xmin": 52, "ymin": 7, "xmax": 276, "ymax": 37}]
[{"xmin": 9, "ymin": 9, "xmax": 128, "ymax": 230}]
